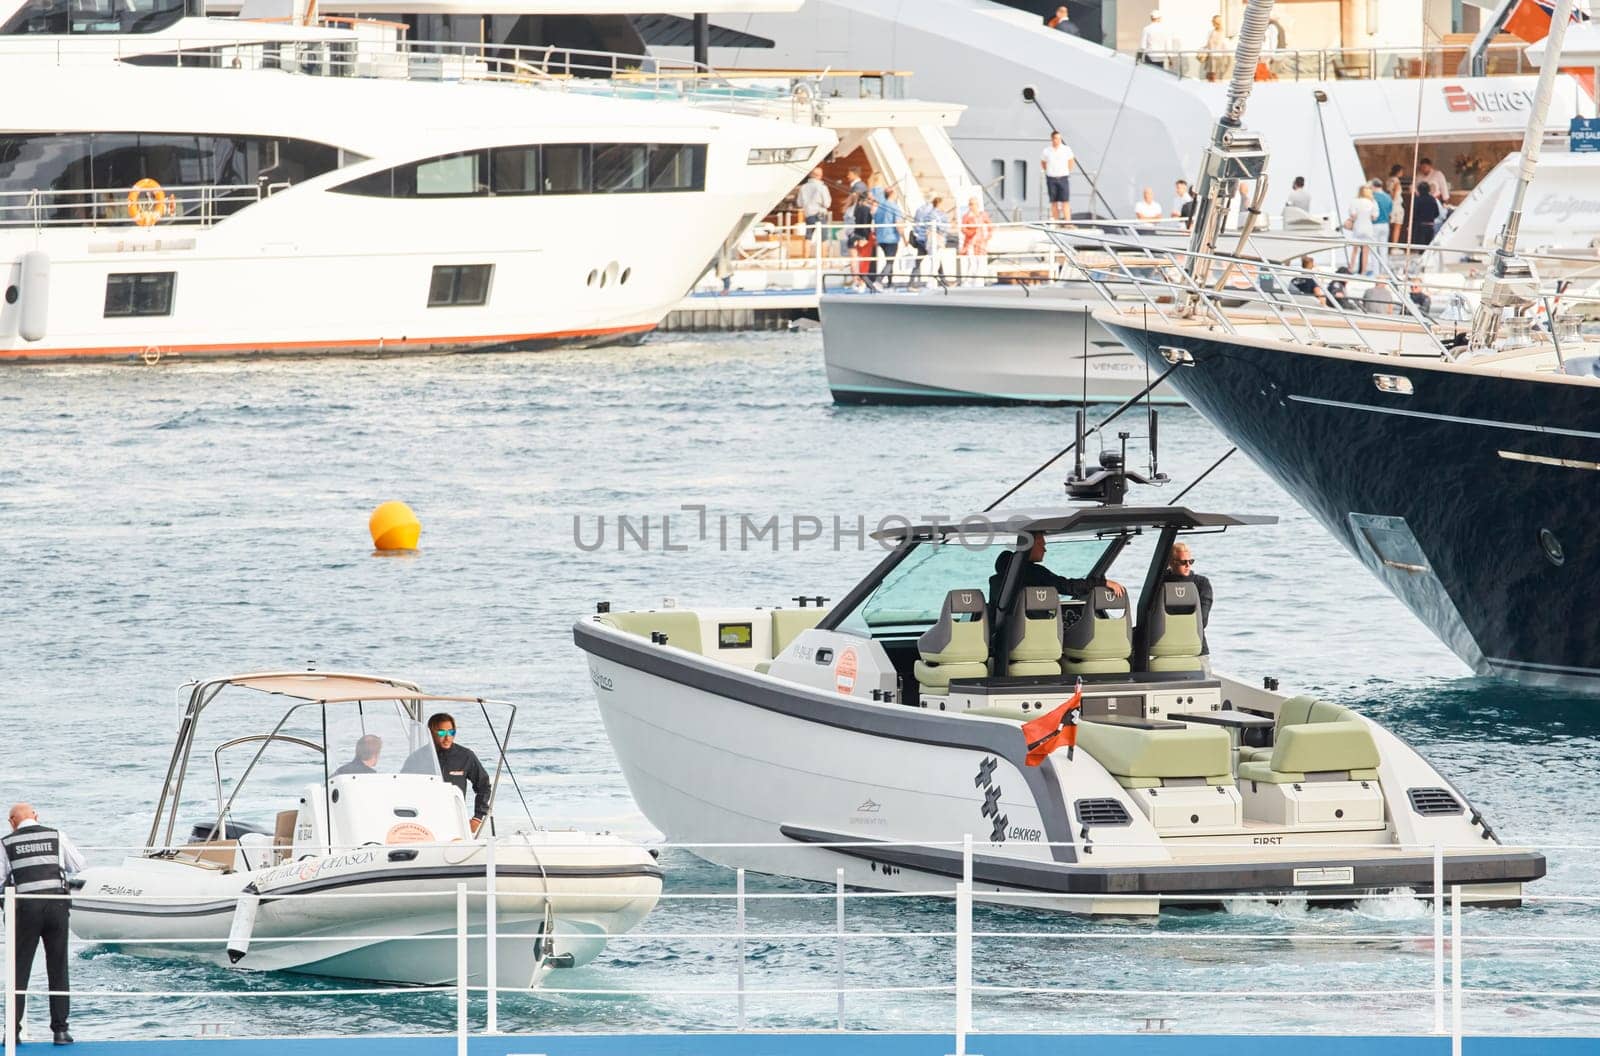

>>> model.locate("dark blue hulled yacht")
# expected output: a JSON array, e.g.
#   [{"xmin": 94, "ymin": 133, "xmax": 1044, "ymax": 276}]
[{"xmin": 1081, "ymin": 0, "xmax": 1600, "ymax": 690}]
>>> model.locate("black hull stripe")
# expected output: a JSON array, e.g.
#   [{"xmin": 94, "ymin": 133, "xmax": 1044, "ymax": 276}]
[
  {"xmin": 574, "ymin": 620, "xmax": 1078, "ymax": 863},
  {"xmin": 780, "ymin": 826, "xmax": 1546, "ymax": 896},
  {"xmin": 73, "ymin": 864, "xmax": 662, "ymax": 919}
]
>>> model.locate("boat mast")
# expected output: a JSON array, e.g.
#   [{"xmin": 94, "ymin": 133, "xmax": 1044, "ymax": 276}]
[
  {"xmin": 1184, "ymin": 0, "xmax": 1276, "ymax": 304},
  {"xmin": 1467, "ymin": 0, "xmax": 1577, "ymax": 352}
]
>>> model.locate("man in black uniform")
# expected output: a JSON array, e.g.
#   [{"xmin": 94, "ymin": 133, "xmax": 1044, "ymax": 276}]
[
  {"xmin": 4, "ymin": 803, "xmax": 86, "ymax": 1046},
  {"xmin": 411, "ymin": 714, "xmax": 493, "ymax": 835},
  {"xmin": 1161, "ymin": 541, "xmax": 1214, "ymax": 653},
  {"xmin": 990, "ymin": 533, "xmax": 1125, "ymax": 611},
  {"xmin": 331, "ymin": 734, "xmax": 383, "ymax": 777}
]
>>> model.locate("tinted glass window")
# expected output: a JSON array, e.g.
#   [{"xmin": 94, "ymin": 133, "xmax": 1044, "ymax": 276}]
[
  {"xmin": 648, "ymin": 143, "xmax": 706, "ymax": 192},
  {"xmin": 2, "ymin": 0, "xmax": 192, "ymax": 34},
  {"xmin": 490, "ymin": 147, "xmax": 538, "ymax": 195},
  {"xmin": 542, "ymin": 145, "xmax": 589, "ymax": 194},
  {"xmin": 416, "ymin": 151, "xmax": 483, "ymax": 197},
  {"xmin": 104, "ymin": 272, "xmax": 175, "ymax": 317},
  {"xmin": 428, "ymin": 264, "xmax": 492, "ymax": 307},
  {"xmin": 593, "ymin": 143, "xmax": 647, "ymax": 193}
]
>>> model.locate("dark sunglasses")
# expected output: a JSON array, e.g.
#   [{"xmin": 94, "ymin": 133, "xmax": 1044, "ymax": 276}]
[
  {"xmin": 1176, "ymin": 558, "xmax": 1196, "ymax": 567},
  {"xmin": 433, "ymin": 729, "xmax": 457, "ymax": 738}
]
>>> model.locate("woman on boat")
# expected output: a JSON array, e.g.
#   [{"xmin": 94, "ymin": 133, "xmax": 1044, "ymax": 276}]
[
  {"xmin": 959, "ymin": 197, "xmax": 992, "ymax": 287},
  {"xmin": 1344, "ymin": 183, "xmax": 1379, "ymax": 276},
  {"xmin": 1385, "ymin": 165, "xmax": 1407, "ymax": 246}
]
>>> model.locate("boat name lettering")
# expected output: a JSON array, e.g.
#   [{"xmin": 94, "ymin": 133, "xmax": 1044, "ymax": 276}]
[
  {"xmin": 1441, "ymin": 84, "xmax": 1532, "ymax": 115},
  {"xmin": 260, "ymin": 850, "xmax": 378, "ymax": 886},
  {"xmin": 1007, "ymin": 826, "xmax": 1042, "ymax": 842},
  {"xmin": 589, "ymin": 665, "xmax": 614, "ymax": 692},
  {"xmin": 1532, "ymin": 195, "xmax": 1600, "ymax": 224},
  {"xmin": 97, "ymin": 884, "xmax": 143, "ymax": 897},
  {"xmin": 1252, "ymin": 836, "xmax": 1284, "ymax": 845}
]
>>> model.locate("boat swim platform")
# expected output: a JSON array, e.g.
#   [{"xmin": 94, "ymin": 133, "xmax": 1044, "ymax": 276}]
[
  {"xmin": 660, "ymin": 289, "xmax": 819, "ymax": 331},
  {"xmin": 37, "ymin": 1034, "xmax": 1600, "ymax": 1055}
]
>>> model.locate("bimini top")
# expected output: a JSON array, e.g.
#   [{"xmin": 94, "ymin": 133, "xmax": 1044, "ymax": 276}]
[
  {"xmin": 205, "ymin": 671, "xmax": 424, "ymax": 702},
  {"xmin": 870, "ymin": 505, "xmax": 1277, "ymax": 543}
]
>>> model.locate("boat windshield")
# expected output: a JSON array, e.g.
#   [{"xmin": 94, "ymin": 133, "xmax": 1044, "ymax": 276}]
[
  {"xmin": 324, "ymin": 702, "xmax": 440, "ymax": 780},
  {"xmin": 836, "ymin": 536, "xmax": 1112, "ymax": 637}
]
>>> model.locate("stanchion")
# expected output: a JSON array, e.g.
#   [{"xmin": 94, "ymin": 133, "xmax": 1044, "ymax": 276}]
[
  {"xmin": 950, "ymin": 834, "xmax": 974, "ymax": 1056},
  {"xmin": 485, "ymin": 836, "xmax": 498, "ymax": 1035},
  {"xmin": 1451, "ymin": 884, "xmax": 1463, "ymax": 1056},
  {"xmin": 456, "ymin": 882, "xmax": 468, "ymax": 1056},
  {"xmin": 1432, "ymin": 843, "xmax": 1444, "ymax": 1034},
  {"xmin": 735, "ymin": 868, "xmax": 747, "ymax": 1031},
  {"xmin": 5, "ymin": 887, "xmax": 16, "ymax": 1056},
  {"xmin": 835, "ymin": 867, "xmax": 846, "ymax": 1031}
]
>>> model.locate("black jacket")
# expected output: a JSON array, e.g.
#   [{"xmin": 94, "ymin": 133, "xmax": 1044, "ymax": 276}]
[
  {"xmin": 989, "ymin": 551, "xmax": 1102, "ymax": 614},
  {"xmin": 406, "ymin": 743, "xmax": 492, "ymax": 820},
  {"xmin": 1160, "ymin": 569, "xmax": 1213, "ymax": 652}
]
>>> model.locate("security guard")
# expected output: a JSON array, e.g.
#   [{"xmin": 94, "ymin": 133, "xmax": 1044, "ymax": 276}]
[{"xmin": 4, "ymin": 803, "xmax": 85, "ymax": 1046}]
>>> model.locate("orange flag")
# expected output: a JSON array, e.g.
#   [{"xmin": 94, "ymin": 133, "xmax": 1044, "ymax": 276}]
[{"xmin": 1022, "ymin": 684, "xmax": 1083, "ymax": 767}]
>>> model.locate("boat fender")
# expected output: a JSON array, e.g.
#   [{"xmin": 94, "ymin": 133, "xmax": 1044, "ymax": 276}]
[
  {"xmin": 18, "ymin": 251, "xmax": 48, "ymax": 342},
  {"xmin": 227, "ymin": 884, "xmax": 261, "ymax": 964}
]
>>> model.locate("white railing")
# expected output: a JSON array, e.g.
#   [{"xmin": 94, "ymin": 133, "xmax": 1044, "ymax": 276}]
[
  {"xmin": 0, "ymin": 182, "xmax": 282, "ymax": 232},
  {"xmin": 3, "ymin": 836, "xmax": 1594, "ymax": 1053},
  {"xmin": 1144, "ymin": 41, "xmax": 1537, "ymax": 83}
]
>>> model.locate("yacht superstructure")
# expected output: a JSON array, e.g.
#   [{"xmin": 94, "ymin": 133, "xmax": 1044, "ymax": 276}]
[{"xmin": 0, "ymin": 15, "xmax": 835, "ymax": 362}]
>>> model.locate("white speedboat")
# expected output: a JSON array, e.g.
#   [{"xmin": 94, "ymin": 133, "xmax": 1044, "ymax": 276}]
[
  {"xmin": 573, "ymin": 454, "xmax": 1543, "ymax": 915},
  {"xmin": 71, "ymin": 672, "xmax": 662, "ymax": 986}
]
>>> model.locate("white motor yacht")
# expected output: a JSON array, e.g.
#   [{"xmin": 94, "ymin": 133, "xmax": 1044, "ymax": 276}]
[
  {"xmin": 0, "ymin": 5, "xmax": 835, "ymax": 362},
  {"xmin": 71, "ymin": 672, "xmax": 663, "ymax": 987},
  {"xmin": 572, "ymin": 447, "xmax": 1542, "ymax": 915}
]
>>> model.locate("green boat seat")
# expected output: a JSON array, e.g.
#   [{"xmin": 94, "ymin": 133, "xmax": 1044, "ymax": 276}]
[
  {"xmin": 915, "ymin": 589, "xmax": 990, "ymax": 693},
  {"xmin": 1062, "ymin": 586, "xmax": 1131, "ymax": 675},
  {"xmin": 597, "ymin": 610, "xmax": 703, "ymax": 654},
  {"xmin": 1005, "ymin": 585, "xmax": 1062, "ymax": 677},
  {"xmin": 1078, "ymin": 719, "xmax": 1233, "ymax": 788},
  {"xmin": 1237, "ymin": 712, "xmax": 1381, "ymax": 784},
  {"xmin": 1144, "ymin": 580, "xmax": 1206, "ymax": 673},
  {"xmin": 771, "ymin": 608, "xmax": 826, "ymax": 655}
]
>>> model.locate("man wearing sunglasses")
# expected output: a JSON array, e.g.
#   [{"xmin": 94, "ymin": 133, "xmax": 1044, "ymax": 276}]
[
  {"xmin": 413, "ymin": 713, "xmax": 492, "ymax": 836},
  {"xmin": 1162, "ymin": 542, "xmax": 1213, "ymax": 654}
]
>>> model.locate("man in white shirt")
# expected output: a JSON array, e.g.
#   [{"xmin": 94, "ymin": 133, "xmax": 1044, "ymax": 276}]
[
  {"xmin": 1139, "ymin": 10, "xmax": 1168, "ymax": 68},
  {"xmin": 1417, "ymin": 157, "xmax": 1451, "ymax": 202},
  {"xmin": 796, "ymin": 167, "xmax": 831, "ymax": 244},
  {"xmin": 1171, "ymin": 179, "xmax": 1189, "ymax": 217},
  {"xmin": 1285, "ymin": 175, "xmax": 1312, "ymax": 214},
  {"xmin": 1039, "ymin": 130, "xmax": 1075, "ymax": 222},
  {"xmin": 1134, "ymin": 187, "xmax": 1164, "ymax": 222}
]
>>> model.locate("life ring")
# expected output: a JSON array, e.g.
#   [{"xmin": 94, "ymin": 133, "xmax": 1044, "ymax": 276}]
[
  {"xmin": 127, "ymin": 178, "xmax": 174, "ymax": 227},
  {"xmin": 140, "ymin": 345, "xmax": 162, "ymax": 366}
]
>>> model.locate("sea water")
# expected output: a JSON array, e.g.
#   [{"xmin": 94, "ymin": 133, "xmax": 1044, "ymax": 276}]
[{"xmin": 2, "ymin": 331, "xmax": 1597, "ymax": 1039}]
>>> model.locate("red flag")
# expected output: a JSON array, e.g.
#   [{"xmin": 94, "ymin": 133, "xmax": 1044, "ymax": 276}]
[
  {"xmin": 1504, "ymin": 0, "xmax": 1589, "ymax": 43},
  {"xmin": 1022, "ymin": 684, "xmax": 1083, "ymax": 767}
]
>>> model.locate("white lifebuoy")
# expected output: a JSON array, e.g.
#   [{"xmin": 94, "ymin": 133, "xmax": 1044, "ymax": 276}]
[{"xmin": 140, "ymin": 345, "xmax": 162, "ymax": 366}]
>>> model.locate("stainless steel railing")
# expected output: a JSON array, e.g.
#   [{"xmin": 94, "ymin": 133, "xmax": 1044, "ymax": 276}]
[{"xmin": 0, "ymin": 182, "xmax": 285, "ymax": 232}]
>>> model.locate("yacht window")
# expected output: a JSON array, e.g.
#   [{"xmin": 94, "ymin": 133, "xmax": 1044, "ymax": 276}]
[
  {"xmin": 104, "ymin": 272, "xmax": 175, "ymax": 317},
  {"xmin": 490, "ymin": 147, "xmax": 539, "ymax": 195},
  {"xmin": 416, "ymin": 151, "xmax": 485, "ymax": 197},
  {"xmin": 648, "ymin": 144, "xmax": 706, "ymax": 192},
  {"xmin": 428, "ymin": 264, "xmax": 492, "ymax": 307},
  {"xmin": 990, "ymin": 159, "xmax": 1006, "ymax": 201},
  {"xmin": 1, "ymin": 0, "xmax": 193, "ymax": 34},
  {"xmin": 835, "ymin": 536, "xmax": 1110, "ymax": 637},
  {"xmin": 593, "ymin": 143, "xmax": 648, "ymax": 193},
  {"xmin": 541, "ymin": 145, "xmax": 590, "ymax": 194}
]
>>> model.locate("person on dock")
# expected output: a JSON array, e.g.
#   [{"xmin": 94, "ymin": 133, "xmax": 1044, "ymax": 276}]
[
  {"xmin": 1040, "ymin": 130, "xmax": 1075, "ymax": 223},
  {"xmin": 1160, "ymin": 542, "xmax": 1213, "ymax": 654},
  {"xmin": 4, "ymin": 802, "xmax": 85, "ymax": 1046},
  {"xmin": 331, "ymin": 734, "xmax": 383, "ymax": 777},
  {"xmin": 406, "ymin": 714, "xmax": 492, "ymax": 835}
]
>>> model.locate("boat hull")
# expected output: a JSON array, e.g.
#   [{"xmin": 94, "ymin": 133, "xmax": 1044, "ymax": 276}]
[
  {"xmin": 1101, "ymin": 313, "xmax": 1600, "ymax": 689},
  {"xmin": 820, "ymin": 288, "xmax": 1181, "ymax": 405},
  {"xmin": 72, "ymin": 837, "xmax": 662, "ymax": 987},
  {"xmin": 575, "ymin": 619, "xmax": 1542, "ymax": 913}
]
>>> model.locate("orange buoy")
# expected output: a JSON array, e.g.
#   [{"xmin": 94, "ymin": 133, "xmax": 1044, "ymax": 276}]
[{"xmin": 369, "ymin": 500, "xmax": 421, "ymax": 552}]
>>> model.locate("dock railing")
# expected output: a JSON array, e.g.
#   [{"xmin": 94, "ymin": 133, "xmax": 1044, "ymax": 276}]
[{"xmin": 4, "ymin": 835, "xmax": 1595, "ymax": 1052}]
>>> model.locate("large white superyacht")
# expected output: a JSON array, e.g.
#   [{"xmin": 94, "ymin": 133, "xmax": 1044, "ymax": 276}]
[{"xmin": 0, "ymin": 2, "xmax": 835, "ymax": 362}]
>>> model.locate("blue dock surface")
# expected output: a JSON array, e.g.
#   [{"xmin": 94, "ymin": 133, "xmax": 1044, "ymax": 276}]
[{"xmin": 27, "ymin": 1035, "xmax": 1600, "ymax": 1055}]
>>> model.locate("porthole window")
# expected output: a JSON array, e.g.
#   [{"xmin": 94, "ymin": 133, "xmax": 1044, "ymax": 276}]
[
  {"xmin": 586, "ymin": 269, "xmax": 597, "ymax": 287},
  {"xmin": 3, "ymin": 285, "xmax": 16, "ymax": 305},
  {"xmin": 599, "ymin": 270, "xmax": 608, "ymax": 288},
  {"xmin": 1539, "ymin": 528, "xmax": 1565, "ymax": 566},
  {"xmin": 620, "ymin": 267, "xmax": 632, "ymax": 286}
]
